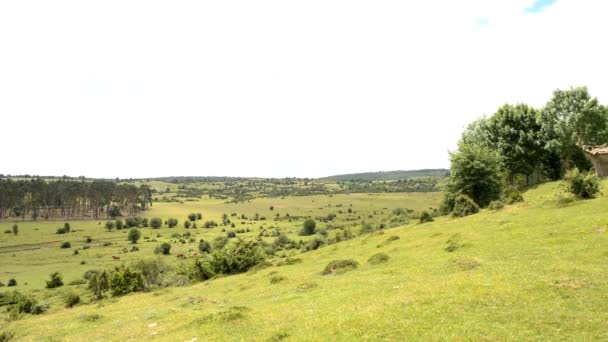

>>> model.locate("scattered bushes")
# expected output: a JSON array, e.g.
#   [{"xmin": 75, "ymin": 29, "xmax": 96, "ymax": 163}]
[
  {"xmin": 203, "ymin": 220, "xmax": 218, "ymax": 229},
  {"xmin": 45, "ymin": 272, "xmax": 64, "ymax": 289},
  {"xmin": 360, "ymin": 223, "xmax": 375, "ymax": 234},
  {"xmin": 564, "ymin": 168, "xmax": 600, "ymax": 199},
  {"xmin": 322, "ymin": 259, "xmax": 359, "ymax": 275},
  {"xmin": 212, "ymin": 236, "xmax": 228, "ymax": 250},
  {"xmin": 451, "ymin": 194, "xmax": 480, "ymax": 217},
  {"xmin": 368, "ymin": 253, "xmax": 390, "ymax": 265}
]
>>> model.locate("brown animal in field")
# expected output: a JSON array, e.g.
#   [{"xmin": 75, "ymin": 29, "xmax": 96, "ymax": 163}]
[
  {"xmin": 177, "ymin": 253, "xmax": 186, "ymax": 259},
  {"xmin": 112, "ymin": 255, "xmax": 120, "ymax": 261},
  {"xmin": 191, "ymin": 252, "xmax": 198, "ymax": 257}
]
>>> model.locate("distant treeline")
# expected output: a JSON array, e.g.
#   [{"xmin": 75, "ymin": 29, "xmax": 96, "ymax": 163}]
[
  {"xmin": 320, "ymin": 169, "xmax": 449, "ymax": 182},
  {"xmin": 0, "ymin": 179, "xmax": 152, "ymax": 221}
]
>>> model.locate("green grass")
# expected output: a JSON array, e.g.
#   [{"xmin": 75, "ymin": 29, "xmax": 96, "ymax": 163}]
[{"xmin": 2, "ymin": 182, "xmax": 608, "ymax": 340}]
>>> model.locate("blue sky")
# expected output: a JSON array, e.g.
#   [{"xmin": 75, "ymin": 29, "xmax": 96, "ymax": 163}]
[{"xmin": 525, "ymin": 0, "xmax": 558, "ymax": 13}]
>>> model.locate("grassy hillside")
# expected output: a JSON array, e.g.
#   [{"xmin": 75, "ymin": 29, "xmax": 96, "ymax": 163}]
[
  {"xmin": 320, "ymin": 169, "xmax": 448, "ymax": 181},
  {"xmin": 2, "ymin": 182, "xmax": 608, "ymax": 340}
]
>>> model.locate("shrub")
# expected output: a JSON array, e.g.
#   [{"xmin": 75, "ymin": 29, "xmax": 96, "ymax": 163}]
[
  {"xmin": 0, "ymin": 331, "xmax": 14, "ymax": 342},
  {"xmin": 226, "ymin": 231, "xmax": 236, "ymax": 238},
  {"xmin": 105, "ymin": 221, "xmax": 115, "ymax": 231},
  {"xmin": 206, "ymin": 240, "xmax": 265, "ymax": 274},
  {"xmin": 150, "ymin": 217, "xmax": 162, "ymax": 229},
  {"xmin": 60, "ymin": 242, "xmax": 71, "ymax": 249},
  {"xmin": 115, "ymin": 220, "xmax": 124, "ymax": 230},
  {"xmin": 56, "ymin": 227, "xmax": 69, "ymax": 234},
  {"xmin": 503, "ymin": 187, "xmax": 524, "ymax": 204},
  {"xmin": 198, "ymin": 240, "xmax": 212, "ymax": 254},
  {"xmin": 110, "ymin": 268, "xmax": 145, "ymax": 296},
  {"xmin": 167, "ymin": 218, "xmax": 178, "ymax": 228},
  {"xmin": 360, "ymin": 223, "xmax": 374, "ymax": 234},
  {"xmin": 188, "ymin": 213, "xmax": 197, "ymax": 221},
  {"xmin": 125, "ymin": 217, "xmax": 142, "ymax": 228},
  {"xmin": 8, "ymin": 279, "xmax": 16, "ymax": 287},
  {"xmin": 451, "ymin": 194, "xmax": 480, "ymax": 217},
  {"xmin": 68, "ymin": 279, "xmax": 87, "ymax": 286},
  {"xmin": 184, "ymin": 220, "xmax": 191, "ymax": 229},
  {"xmin": 64, "ymin": 293, "xmax": 80, "ymax": 308},
  {"xmin": 196, "ymin": 213, "xmax": 202, "ymax": 220},
  {"xmin": 127, "ymin": 228, "xmax": 141, "ymax": 244},
  {"xmin": 305, "ymin": 237, "xmax": 325, "ymax": 251},
  {"xmin": 203, "ymin": 220, "xmax": 217, "ymax": 229},
  {"xmin": 300, "ymin": 219, "xmax": 316, "ymax": 236},
  {"xmin": 269, "ymin": 275, "xmax": 285, "ymax": 284},
  {"xmin": 368, "ymin": 253, "xmax": 390, "ymax": 264},
  {"xmin": 11, "ymin": 224, "xmax": 18, "ymax": 236},
  {"xmin": 213, "ymin": 236, "xmax": 228, "ymax": 250},
  {"xmin": 142, "ymin": 218, "xmax": 149, "ymax": 227},
  {"xmin": 85, "ymin": 236, "xmax": 93, "ymax": 243},
  {"xmin": 322, "ymin": 260, "xmax": 359, "ymax": 275},
  {"xmin": 45, "ymin": 272, "xmax": 64, "ymax": 289},
  {"xmin": 63, "ymin": 222, "xmax": 71, "ymax": 232},
  {"xmin": 564, "ymin": 168, "xmax": 600, "ymax": 199},
  {"xmin": 419, "ymin": 211, "xmax": 434, "ymax": 223},
  {"xmin": 132, "ymin": 258, "xmax": 167, "ymax": 289},
  {"xmin": 488, "ymin": 200, "xmax": 504, "ymax": 210},
  {"xmin": 155, "ymin": 242, "xmax": 171, "ymax": 255}
]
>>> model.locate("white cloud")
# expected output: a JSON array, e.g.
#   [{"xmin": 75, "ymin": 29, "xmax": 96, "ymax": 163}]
[{"xmin": 0, "ymin": 0, "xmax": 606, "ymax": 178}]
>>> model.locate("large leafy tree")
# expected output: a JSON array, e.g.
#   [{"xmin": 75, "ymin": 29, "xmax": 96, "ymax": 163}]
[
  {"xmin": 485, "ymin": 104, "xmax": 544, "ymax": 184},
  {"xmin": 539, "ymin": 87, "xmax": 608, "ymax": 175}
]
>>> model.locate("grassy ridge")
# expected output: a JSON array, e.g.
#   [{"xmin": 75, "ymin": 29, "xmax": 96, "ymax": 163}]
[
  {"xmin": 2, "ymin": 182, "xmax": 608, "ymax": 340},
  {"xmin": 319, "ymin": 169, "xmax": 448, "ymax": 181}
]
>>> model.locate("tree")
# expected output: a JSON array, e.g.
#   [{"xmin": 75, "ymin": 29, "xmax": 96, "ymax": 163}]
[
  {"xmin": 539, "ymin": 87, "xmax": 608, "ymax": 176},
  {"xmin": 150, "ymin": 217, "xmax": 162, "ymax": 229},
  {"xmin": 184, "ymin": 220, "xmax": 191, "ymax": 229},
  {"xmin": 167, "ymin": 218, "xmax": 178, "ymax": 228},
  {"xmin": 156, "ymin": 242, "xmax": 171, "ymax": 255},
  {"xmin": 485, "ymin": 104, "xmax": 544, "ymax": 184},
  {"xmin": 443, "ymin": 143, "xmax": 504, "ymax": 210},
  {"xmin": 115, "ymin": 220, "xmax": 124, "ymax": 230},
  {"xmin": 188, "ymin": 213, "xmax": 197, "ymax": 221},
  {"xmin": 128, "ymin": 228, "xmax": 141, "ymax": 244},
  {"xmin": 564, "ymin": 168, "xmax": 600, "ymax": 199},
  {"xmin": 300, "ymin": 219, "xmax": 317, "ymax": 236},
  {"xmin": 198, "ymin": 239, "xmax": 212, "ymax": 254},
  {"xmin": 11, "ymin": 224, "xmax": 18, "ymax": 236}
]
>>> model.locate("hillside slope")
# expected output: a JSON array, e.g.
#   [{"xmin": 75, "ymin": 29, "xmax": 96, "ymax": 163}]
[{"xmin": 3, "ymin": 181, "xmax": 608, "ymax": 341}]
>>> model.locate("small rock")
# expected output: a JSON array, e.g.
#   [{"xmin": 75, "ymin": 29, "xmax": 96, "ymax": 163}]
[
  {"xmin": 150, "ymin": 331, "xmax": 158, "ymax": 336},
  {"xmin": 148, "ymin": 323, "xmax": 158, "ymax": 328}
]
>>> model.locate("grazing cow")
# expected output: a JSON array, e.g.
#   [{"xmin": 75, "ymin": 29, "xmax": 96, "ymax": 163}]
[
  {"xmin": 177, "ymin": 253, "xmax": 186, "ymax": 259},
  {"xmin": 112, "ymin": 255, "xmax": 120, "ymax": 261}
]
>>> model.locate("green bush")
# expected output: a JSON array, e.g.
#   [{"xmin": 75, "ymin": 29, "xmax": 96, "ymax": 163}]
[
  {"xmin": 564, "ymin": 168, "xmax": 600, "ymax": 199},
  {"xmin": 368, "ymin": 253, "xmax": 390, "ymax": 265},
  {"xmin": 198, "ymin": 239, "xmax": 212, "ymax": 254},
  {"xmin": 132, "ymin": 258, "xmax": 167, "ymax": 289},
  {"xmin": 105, "ymin": 221, "xmax": 115, "ymax": 231},
  {"xmin": 155, "ymin": 242, "xmax": 171, "ymax": 255},
  {"xmin": 451, "ymin": 194, "xmax": 480, "ymax": 217},
  {"xmin": 0, "ymin": 331, "xmax": 14, "ymax": 342},
  {"xmin": 300, "ymin": 219, "xmax": 316, "ymax": 236},
  {"xmin": 360, "ymin": 223, "xmax": 375, "ymax": 234},
  {"xmin": 488, "ymin": 200, "xmax": 504, "ymax": 210},
  {"xmin": 127, "ymin": 228, "xmax": 141, "ymax": 244},
  {"xmin": 11, "ymin": 224, "xmax": 18, "ymax": 236},
  {"xmin": 125, "ymin": 217, "xmax": 142, "ymax": 228},
  {"xmin": 115, "ymin": 220, "xmax": 124, "ymax": 230},
  {"xmin": 305, "ymin": 237, "xmax": 325, "ymax": 251},
  {"xmin": 203, "ymin": 220, "xmax": 217, "ymax": 228},
  {"xmin": 150, "ymin": 217, "xmax": 162, "ymax": 229},
  {"xmin": 503, "ymin": 187, "xmax": 524, "ymax": 204},
  {"xmin": 188, "ymin": 213, "xmax": 197, "ymax": 221},
  {"xmin": 213, "ymin": 236, "xmax": 228, "ymax": 250},
  {"xmin": 64, "ymin": 292, "xmax": 80, "ymax": 308},
  {"xmin": 56, "ymin": 227, "xmax": 69, "ymax": 234},
  {"xmin": 88, "ymin": 271, "xmax": 110, "ymax": 300},
  {"xmin": 322, "ymin": 259, "xmax": 359, "ymax": 275},
  {"xmin": 167, "ymin": 218, "xmax": 178, "ymax": 228},
  {"xmin": 110, "ymin": 268, "xmax": 145, "ymax": 296},
  {"xmin": 419, "ymin": 211, "xmax": 434, "ymax": 224},
  {"xmin": 45, "ymin": 272, "xmax": 64, "ymax": 289},
  {"xmin": 207, "ymin": 240, "xmax": 265, "ymax": 275},
  {"xmin": 269, "ymin": 275, "xmax": 285, "ymax": 284},
  {"xmin": 8, "ymin": 279, "xmax": 17, "ymax": 287},
  {"xmin": 184, "ymin": 220, "xmax": 191, "ymax": 229},
  {"xmin": 60, "ymin": 242, "xmax": 71, "ymax": 249}
]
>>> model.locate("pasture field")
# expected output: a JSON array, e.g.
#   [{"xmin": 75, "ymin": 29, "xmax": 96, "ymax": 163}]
[{"xmin": 2, "ymin": 181, "xmax": 608, "ymax": 340}]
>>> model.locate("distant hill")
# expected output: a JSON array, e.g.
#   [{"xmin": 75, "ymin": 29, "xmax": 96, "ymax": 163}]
[{"xmin": 319, "ymin": 169, "xmax": 449, "ymax": 181}]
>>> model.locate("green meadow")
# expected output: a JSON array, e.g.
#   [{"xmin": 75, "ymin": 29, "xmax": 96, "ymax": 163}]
[{"xmin": 1, "ymin": 180, "xmax": 607, "ymax": 340}]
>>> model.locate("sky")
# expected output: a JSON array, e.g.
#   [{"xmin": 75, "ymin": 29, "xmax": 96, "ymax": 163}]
[{"xmin": 1, "ymin": 0, "xmax": 607, "ymax": 179}]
